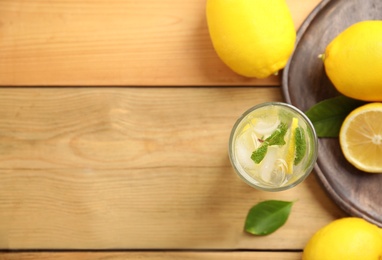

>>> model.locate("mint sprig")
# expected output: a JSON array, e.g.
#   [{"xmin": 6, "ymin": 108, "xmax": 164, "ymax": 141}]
[
  {"xmin": 265, "ymin": 122, "xmax": 288, "ymax": 146},
  {"xmin": 251, "ymin": 144, "xmax": 269, "ymax": 164},
  {"xmin": 251, "ymin": 122, "xmax": 288, "ymax": 164},
  {"xmin": 294, "ymin": 127, "xmax": 306, "ymax": 165}
]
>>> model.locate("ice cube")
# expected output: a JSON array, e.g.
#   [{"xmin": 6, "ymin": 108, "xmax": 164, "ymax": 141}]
[
  {"xmin": 236, "ymin": 140, "xmax": 255, "ymax": 170},
  {"xmin": 236, "ymin": 127, "xmax": 261, "ymax": 169},
  {"xmin": 252, "ymin": 117, "xmax": 280, "ymax": 136},
  {"xmin": 259, "ymin": 146, "xmax": 278, "ymax": 183},
  {"xmin": 238, "ymin": 128, "xmax": 257, "ymax": 150},
  {"xmin": 270, "ymin": 159, "xmax": 287, "ymax": 186}
]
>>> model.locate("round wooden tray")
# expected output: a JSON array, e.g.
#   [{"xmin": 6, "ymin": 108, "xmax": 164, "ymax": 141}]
[{"xmin": 282, "ymin": 0, "xmax": 382, "ymax": 227}]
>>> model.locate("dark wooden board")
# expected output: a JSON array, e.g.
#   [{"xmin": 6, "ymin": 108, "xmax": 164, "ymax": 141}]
[{"xmin": 282, "ymin": 0, "xmax": 382, "ymax": 227}]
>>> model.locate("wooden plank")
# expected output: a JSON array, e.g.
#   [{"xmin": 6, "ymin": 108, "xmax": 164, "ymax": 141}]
[
  {"xmin": 0, "ymin": 88, "xmax": 346, "ymax": 249},
  {"xmin": 0, "ymin": 252, "xmax": 302, "ymax": 260},
  {"xmin": 0, "ymin": 0, "xmax": 321, "ymax": 86}
]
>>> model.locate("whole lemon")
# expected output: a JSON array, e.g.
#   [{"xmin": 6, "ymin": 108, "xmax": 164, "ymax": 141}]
[
  {"xmin": 323, "ymin": 21, "xmax": 382, "ymax": 101},
  {"xmin": 303, "ymin": 217, "xmax": 382, "ymax": 260},
  {"xmin": 206, "ymin": 0, "xmax": 296, "ymax": 78}
]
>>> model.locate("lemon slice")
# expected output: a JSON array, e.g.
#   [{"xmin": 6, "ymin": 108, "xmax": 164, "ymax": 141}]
[
  {"xmin": 339, "ymin": 103, "xmax": 382, "ymax": 173},
  {"xmin": 285, "ymin": 117, "xmax": 299, "ymax": 174}
]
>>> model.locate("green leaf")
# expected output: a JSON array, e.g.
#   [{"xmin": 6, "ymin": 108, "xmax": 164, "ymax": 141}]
[
  {"xmin": 251, "ymin": 144, "xmax": 268, "ymax": 164},
  {"xmin": 305, "ymin": 95, "xmax": 366, "ymax": 137},
  {"xmin": 294, "ymin": 127, "xmax": 306, "ymax": 165},
  {"xmin": 265, "ymin": 122, "xmax": 288, "ymax": 146},
  {"xmin": 244, "ymin": 200, "xmax": 294, "ymax": 236},
  {"xmin": 251, "ymin": 122, "xmax": 288, "ymax": 164}
]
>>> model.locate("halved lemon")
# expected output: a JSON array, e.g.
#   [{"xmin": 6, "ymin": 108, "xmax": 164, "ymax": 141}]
[{"xmin": 339, "ymin": 103, "xmax": 382, "ymax": 173}]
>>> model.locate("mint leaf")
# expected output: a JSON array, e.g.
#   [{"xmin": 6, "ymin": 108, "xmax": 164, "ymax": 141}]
[
  {"xmin": 250, "ymin": 122, "xmax": 288, "ymax": 164},
  {"xmin": 265, "ymin": 122, "xmax": 288, "ymax": 146},
  {"xmin": 251, "ymin": 144, "xmax": 268, "ymax": 164},
  {"xmin": 305, "ymin": 95, "xmax": 366, "ymax": 137},
  {"xmin": 244, "ymin": 200, "xmax": 294, "ymax": 236},
  {"xmin": 294, "ymin": 127, "xmax": 306, "ymax": 165}
]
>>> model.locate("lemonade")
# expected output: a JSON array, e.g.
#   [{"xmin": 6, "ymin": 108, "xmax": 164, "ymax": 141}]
[{"xmin": 229, "ymin": 102, "xmax": 318, "ymax": 191}]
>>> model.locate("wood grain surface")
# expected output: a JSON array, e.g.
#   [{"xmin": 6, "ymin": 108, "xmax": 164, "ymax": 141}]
[
  {"xmin": 0, "ymin": 252, "xmax": 302, "ymax": 260},
  {"xmin": 0, "ymin": 0, "xmax": 322, "ymax": 86},
  {"xmin": 282, "ymin": 0, "xmax": 382, "ymax": 227},
  {"xmin": 0, "ymin": 0, "xmax": 351, "ymax": 257},
  {"xmin": 0, "ymin": 87, "xmax": 345, "ymax": 250}
]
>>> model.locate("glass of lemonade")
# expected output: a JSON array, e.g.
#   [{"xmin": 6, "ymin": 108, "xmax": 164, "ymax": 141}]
[{"xmin": 228, "ymin": 102, "xmax": 318, "ymax": 192}]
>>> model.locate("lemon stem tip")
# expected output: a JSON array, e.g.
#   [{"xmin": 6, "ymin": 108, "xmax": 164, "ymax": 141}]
[{"xmin": 318, "ymin": 54, "xmax": 325, "ymax": 62}]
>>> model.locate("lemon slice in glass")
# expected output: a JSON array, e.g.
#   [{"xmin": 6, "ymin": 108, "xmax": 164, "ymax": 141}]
[{"xmin": 285, "ymin": 117, "xmax": 299, "ymax": 174}]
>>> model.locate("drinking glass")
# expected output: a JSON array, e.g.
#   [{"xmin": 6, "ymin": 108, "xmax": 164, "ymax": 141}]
[{"xmin": 228, "ymin": 102, "xmax": 318, "ymax": 192}]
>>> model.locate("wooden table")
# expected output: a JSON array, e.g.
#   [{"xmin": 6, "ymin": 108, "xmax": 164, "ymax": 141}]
[{"xmin": 0, "ymin": 0, "xmax": 347, "ymax": 259}]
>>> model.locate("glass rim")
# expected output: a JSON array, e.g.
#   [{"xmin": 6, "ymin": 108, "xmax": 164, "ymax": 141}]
[{"xmin": 228, "ymin": 102, "xmax": 318, "ymax": 192}]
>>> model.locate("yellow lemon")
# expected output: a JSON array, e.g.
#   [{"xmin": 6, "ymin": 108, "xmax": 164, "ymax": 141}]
[
  {"xmin": 303, "ymin": 217, "xmax": 382, "ymax": 260},
  {"xmin": 323, "ymin": 21, "xmax": 382, "ymax": 101},
  {"xmin": 206, "ymin": 0, "xmax": 296, "ymax": 78},
  {"xmin": 339, "ymin": 103, "xmax": 382, "ymax": 173}
]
